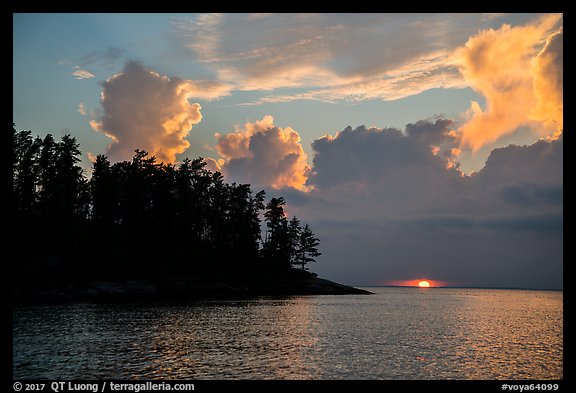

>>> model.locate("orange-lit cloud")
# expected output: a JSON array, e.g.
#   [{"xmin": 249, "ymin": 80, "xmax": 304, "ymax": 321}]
[
  {"xmin": 202, "ymin": 157, "xmax": 222, "ymax": 173},
  {"xmin": 214, "ymin": 115, "xmax": 310, "ymax": 191},
  {"xmin": 174, "ymin": 14, "xmax": 509, "ymax": 104},
  {"xmin": 454, "ymin": 14, "xmax": 562, "ymax": 152},
  {"xmin": 77, "ymin": 102, "xmax": 87, "ymax": 116},
  {"xmin": 86, "ymin": 151, "xmax": 97, "ymax": 163},
  {"xmin": 247, "ymin": 53, "xmax": 466, "ymax": 105},
  {"xmin": 531, "ymin": 28, "xmax": 563, "ymax": 137},
  {"xmin": 90, "ymin": 61, "xmax": 231, "ymax": 163}
]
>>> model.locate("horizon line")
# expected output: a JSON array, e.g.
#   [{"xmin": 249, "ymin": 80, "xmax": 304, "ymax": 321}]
[{"xmin": 355, "ymin": 285, "xmax": 563, "ymax": 291}]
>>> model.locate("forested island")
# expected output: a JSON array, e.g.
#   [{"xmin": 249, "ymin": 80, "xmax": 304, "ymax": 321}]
[{"xmin": 9, "ymin": 126, "xmax": 370, "ymax": 302}]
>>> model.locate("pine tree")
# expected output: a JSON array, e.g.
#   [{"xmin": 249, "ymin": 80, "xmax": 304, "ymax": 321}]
[
  {"xmin": 55, "ymin": 134, "xmax": 86, "ymax": 220},
  {"xmin": 288, "ymin": 216, "xmax": 302, "ymax": 267},
  {"xmin": 90, "ymin": 154, "xmax": 116, "ymax": 225},
  {"xmin": 297, "ymin": 224, "xmax": 321, "ymax": 270},
  {"xmin": 263, "ymin": 197, "xmax": 290, "ymax": 266},
  {"xmin": 12, "ymin": 130, "xmax": 41, "ymax": 214}
]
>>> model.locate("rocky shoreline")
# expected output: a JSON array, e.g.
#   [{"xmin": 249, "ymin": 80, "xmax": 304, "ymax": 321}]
[{"xmin": 13, "ymin": 273, "xmax": 372, "ymax": 304}]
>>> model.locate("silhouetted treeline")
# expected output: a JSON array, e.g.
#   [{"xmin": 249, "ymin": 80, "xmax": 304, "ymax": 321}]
[{"xmin": 10, "ymin": 126, "xmax": 321, "ymax": 288}]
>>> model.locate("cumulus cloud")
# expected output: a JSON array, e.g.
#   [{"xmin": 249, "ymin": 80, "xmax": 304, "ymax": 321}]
[
  {"xmin": 307, "ymin": 119, "xmax": 462, "ymax": 203},
  {"xmin": 453, "ymin": 14, "xmax": 562, "ymax": 151},
  {"xmin": 472, "ymin": 136, "xmax": 563, "ymax": 214},
  {"xmin": 214, "ymin": 115, "xmax": 310, "ymax": 191},
  {"xmin": 305, "ymin": 118, "xmax": 562, "ymax": 221},
  {"xmin": 90, "ymin": 60, "xmax": 206, "ymax": 163},
  {"xmin": 284, "ymin": 117, "xmax": 562, "ymax": 289}
]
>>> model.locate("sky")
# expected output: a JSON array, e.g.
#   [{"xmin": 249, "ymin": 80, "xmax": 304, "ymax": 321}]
[{"xmin": 13, "ymin": 13, "xmax": 563, "ymax": 289}]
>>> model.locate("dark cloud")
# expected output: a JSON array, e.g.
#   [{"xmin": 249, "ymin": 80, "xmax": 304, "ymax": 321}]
[
  {"xmin": 309, "ymin": 122, "xmax": 455, "ymax": 187},
  {"xmin": 500, "ymin": 183, "xmax": 563, "ymax": 207},
  {"xmin": 471, "ymin": 136, "xmax": 563, "ymax": 216},
  {"xmin": 288, "ymin": 122, "xmax": 562, "ymax": 290},
  {"xmin": 306, "ymin": 120, "xmax": 464, "ymax": 216},
  {"xmin": 476, "ymin": 137, "xmax": 562, "ymax": 184}
]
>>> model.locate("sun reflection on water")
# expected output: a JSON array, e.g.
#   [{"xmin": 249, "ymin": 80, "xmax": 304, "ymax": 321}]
[{"xmin": 13, "ymin": 289, "xmax": 562, "ymax": 379}]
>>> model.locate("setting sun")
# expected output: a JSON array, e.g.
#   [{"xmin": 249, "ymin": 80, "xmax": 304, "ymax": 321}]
[{"xmin": 386, "ymin": 279, "xmax": 448, "ymax": 287}]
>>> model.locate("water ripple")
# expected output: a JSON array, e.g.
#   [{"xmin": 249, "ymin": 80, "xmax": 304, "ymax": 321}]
[{"xmin": 13, "ymin": 288, "xmax": 562, "ymax": 379}]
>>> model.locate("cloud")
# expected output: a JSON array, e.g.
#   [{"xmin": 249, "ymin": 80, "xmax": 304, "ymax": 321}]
[
  {"xmin": 307, "ymin": 119, "xmax": 462, "ymax": 202},
  {"xmin": 247, "ymin": 57, "xmax": 466, "ymax": 105},
  {"xmin": 531, "ymin": 28, "xmax": 563, "ymax": 135},
  {"xmin": 177, "ymin": 79, "xmax": 232, "ymax": 101},
  {"xmin": 285, "ymin": 118, "xmax": 562, "ymax": 289},
  {"xmin": 71, "ymin": 68, "xmax": 96, "ymax": 79},
  {"xmin": 305, "ymin": 119, "xmax": 562, "ymax": 220},
  {"xmin": 453, "ymin": 14, "xmax": 562, "ymax": 151},
  {"xmin": 172, "ymin": 13, "xmax": 514, "ymax": 104},
  {"xmin": 77, "ymin": 102, "xmax": 86, "ymax": 115},
  {"xmin": 173, "ymin": 13, "xmax": 223, "ymax": 64},
  {"xmin": 214, "ymin": 115, "xmax": 310, "ymax": 191},
  {"xmin": 86, "ymin": 151, "xmax": 97, "ymax": 163},
  {"xmin": 169, "ymin": 13, "xmax": 562, "ymax": 110},
  {"xmin": 62, "ymin": 47, "xmax": 126, "ymax": 80},
  {"xmin": 90, "ymin": 60, "xmax": 204, "ymax": 163},
  {"xmin": 202, "ymin": 157, "xmax": 222, "ymax": 173},
  {"xmin": 470, "ymin": 136, "xmax": 563, "ymax": 218}
]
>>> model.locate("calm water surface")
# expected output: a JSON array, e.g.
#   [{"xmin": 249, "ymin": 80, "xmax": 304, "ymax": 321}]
[{"xmin": 13, "ymin": 287, "xmax": 562, "ymax": 379}]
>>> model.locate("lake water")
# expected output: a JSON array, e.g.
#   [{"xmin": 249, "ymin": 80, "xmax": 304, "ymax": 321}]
[{"xmin": 12, "ymin": 287, "xmax": 562, "ymax": 380}]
